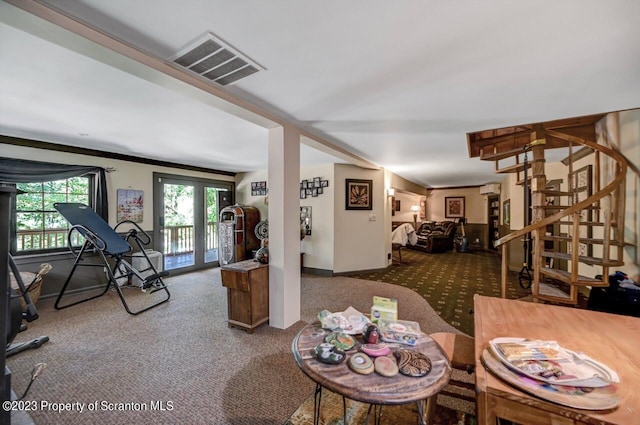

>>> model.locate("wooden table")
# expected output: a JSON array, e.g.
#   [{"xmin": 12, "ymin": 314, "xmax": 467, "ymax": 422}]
[
  {"xmin": 474, "ymin": 294, "xmax": 640, "ymax": 425},
  {"xmin": 220, "ymin": 259, "xmax": 268, "ymax": 333},
  {"xmin": 292, "ymin": 322, "xmax": 451, "ymax": 424}
]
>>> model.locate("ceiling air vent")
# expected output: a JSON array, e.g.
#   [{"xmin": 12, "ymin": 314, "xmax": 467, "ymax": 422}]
[{"xmin": 172, "ymin": 33, "xmax": 262, "ymax": 86}]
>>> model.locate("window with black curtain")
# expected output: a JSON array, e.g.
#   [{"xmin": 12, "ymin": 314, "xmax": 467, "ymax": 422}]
[{"xmin": 0, "ymin": 157, "xmax": 108, "ymax": 255}]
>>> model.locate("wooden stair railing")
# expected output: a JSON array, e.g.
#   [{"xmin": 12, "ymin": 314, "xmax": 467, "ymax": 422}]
[{"xmin": 491, "ymin": 129, "xmax": 628, "ymax": 304}]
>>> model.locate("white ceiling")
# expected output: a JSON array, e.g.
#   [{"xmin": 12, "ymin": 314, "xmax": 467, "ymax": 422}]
[{"xmin": 1, "ymin": 0, "xmax": 639, "ymax": 187}]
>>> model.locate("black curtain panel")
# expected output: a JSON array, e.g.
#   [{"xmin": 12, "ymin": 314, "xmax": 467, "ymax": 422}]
[{"xmin": 0, "ymin": 157, "xmax": 108, "ymax": 221}]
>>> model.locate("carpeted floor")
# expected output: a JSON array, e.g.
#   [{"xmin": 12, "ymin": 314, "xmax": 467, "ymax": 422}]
[
  {"xmin": 350, "ymin": 249, "xmax": 588, "ymax": 336},
  {"xmin": 8, "ymin": 270, "xmax": 467, "ymax": 425}
]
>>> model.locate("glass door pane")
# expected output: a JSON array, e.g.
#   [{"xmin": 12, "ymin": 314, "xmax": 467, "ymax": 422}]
[
  {"xmin": 204, "ymin": 187, "xmax": 218, "ymax": 264},
  {"xmin": 163, "ymin": 183, "xmax": 195, "ymax": 271}
]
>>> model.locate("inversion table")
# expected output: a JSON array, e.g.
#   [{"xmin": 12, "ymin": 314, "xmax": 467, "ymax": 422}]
[{"xmin": 54, "ymin": 202, "xmax": 170, "ymax": 315}]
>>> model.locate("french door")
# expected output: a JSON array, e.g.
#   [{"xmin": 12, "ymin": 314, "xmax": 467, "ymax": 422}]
[{"xmin": 153, "ymin": 173, "xmax": 233, "ymax": 273}]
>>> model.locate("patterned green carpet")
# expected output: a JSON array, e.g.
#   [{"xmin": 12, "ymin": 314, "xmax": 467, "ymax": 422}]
[{"xmin": 351, "ymin": 249, "xmax": 549, "ymax": 336}]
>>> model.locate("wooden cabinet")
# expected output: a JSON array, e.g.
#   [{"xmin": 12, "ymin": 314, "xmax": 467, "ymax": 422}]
[
  {"xmin": 220, "ymin": 259, "xmax": 269, "ymax": 333},
  {"xmin": 487, "ymin": 195, "xmax": 500, "ymax": 251}
]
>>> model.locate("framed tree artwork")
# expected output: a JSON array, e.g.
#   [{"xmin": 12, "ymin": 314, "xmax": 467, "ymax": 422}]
[
  {"xmin": 345, "ymin": 179, "xmax": 373, "ymax": 210},
  {"xmin": 445, "ymin": 196, "xmax": 465, "ymax": 218}
]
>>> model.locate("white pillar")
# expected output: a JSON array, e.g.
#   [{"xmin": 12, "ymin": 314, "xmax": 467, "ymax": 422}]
[{"xmin": 268, "ymin": 125, "xmax": 301, "ymax": 329}]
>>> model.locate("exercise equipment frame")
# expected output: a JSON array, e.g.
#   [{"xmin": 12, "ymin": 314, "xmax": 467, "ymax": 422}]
[{"xmin": 54, "ymin": 203, "xmax": 170, "ymax": 315}]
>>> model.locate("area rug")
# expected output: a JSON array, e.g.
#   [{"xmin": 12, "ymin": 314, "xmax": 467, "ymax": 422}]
[{"xmin": 284, "ymin": 389, "xmax": 476, "ymax": 425}]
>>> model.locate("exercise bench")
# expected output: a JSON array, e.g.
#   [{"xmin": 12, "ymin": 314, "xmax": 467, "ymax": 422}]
[{"xmin": 54, "ymin": 202, "xmax": 170, "ymax": 315}]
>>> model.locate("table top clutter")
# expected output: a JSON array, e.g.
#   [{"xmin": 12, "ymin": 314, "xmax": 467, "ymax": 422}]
[{"xmin": 292, "ymin": 307, "xmax": 451, "ymax": 406}]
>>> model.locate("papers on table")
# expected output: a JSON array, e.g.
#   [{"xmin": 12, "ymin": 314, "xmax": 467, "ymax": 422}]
[
  {"xmin": 318, "ymin": 306, "xmax": 371, "ymax": 335},
  {"xmin": 489, "ymin": 337, "xmax": 619, "ymax": 388}
]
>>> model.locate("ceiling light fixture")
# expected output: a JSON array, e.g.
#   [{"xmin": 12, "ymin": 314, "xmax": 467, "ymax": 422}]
[{"xmin": 171, "ymin": 33, "xmax": 263, "ymax": 86}]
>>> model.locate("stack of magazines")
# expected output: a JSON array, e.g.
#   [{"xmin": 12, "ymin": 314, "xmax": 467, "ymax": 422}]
[{"xmin": 489, "ymin": 337, "xmax": 619, "ymax": 388}]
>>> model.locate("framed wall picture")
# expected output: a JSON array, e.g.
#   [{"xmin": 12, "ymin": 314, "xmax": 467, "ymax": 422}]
[
  {"xmin": 503, "ymin": 199, "xmax": 510, "ymax": 226},
  {"xmin": 420, "ymin": 199, "xmax": 426, "ymax": 220},
  {"xmin": 445, "ymin": 196, "xmax": 465, "ymax": 218},
  {"xmin": 345, "ymin": 179, "xmax": 373, "ymax": 210},
  {"xmin": 117, "ymin": 189, "xmax": 144, "ymax": 223},
  {"xmin": 569, "ymin": 165, "xmax": 593, "ymax": 256}
]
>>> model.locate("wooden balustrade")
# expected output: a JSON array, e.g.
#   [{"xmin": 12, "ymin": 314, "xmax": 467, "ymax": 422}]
[{"xmin": 17, "ymin": 222, "xmax": 219, "ymax": 256}]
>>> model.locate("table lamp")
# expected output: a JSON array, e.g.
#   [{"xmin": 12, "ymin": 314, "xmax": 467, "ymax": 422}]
[{"xmin": 410, "ymin": 205, "xmax": 420, "ymax": 229}]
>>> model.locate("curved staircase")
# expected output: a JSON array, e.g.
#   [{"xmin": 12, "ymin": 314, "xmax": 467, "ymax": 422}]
[{"xmin": 468, "ymin": 115, "xmax": 629, "ymax": 305}]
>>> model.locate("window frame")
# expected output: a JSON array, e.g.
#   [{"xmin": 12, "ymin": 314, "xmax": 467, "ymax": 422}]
[{"xmin": 11, "ymin": 173, "xmax": 96, "ymax": 256}]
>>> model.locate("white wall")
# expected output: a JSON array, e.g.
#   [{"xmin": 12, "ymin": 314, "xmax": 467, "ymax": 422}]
[
  {"xmin": 236, "ymin": 163, "xmax": 337, "ymax": 272},
  {"xmin": 426, "ymin": 186, "xmax": 489, "ymax": 224},
  {"xmin": 299, "ymin": 164, "xmax": 335, "ymax": 271},
  {"xmin": 236, "ymin": 169, "xmax": 269, "ymax": 219},
  {"xmin": 333, "ymin": 164, "xmax": 386, "ymax": 273},
  {"xmin": 393, "ymin": 192, "xmax": 422, "ymax": 223}
]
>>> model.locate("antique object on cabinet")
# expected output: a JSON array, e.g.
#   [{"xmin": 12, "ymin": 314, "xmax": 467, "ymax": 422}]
[
  {"xmin": 220, "ymin": 259, "xmax": 269, "ymax": 333},
  {"xmin": 218, "ymin": 204, "xmax": 261, "ymax": 265}
]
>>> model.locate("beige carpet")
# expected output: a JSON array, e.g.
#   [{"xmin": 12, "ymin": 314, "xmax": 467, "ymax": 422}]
[{"xmin": 8, "ymin": 269, "xmax": 465, "ymax": 425}]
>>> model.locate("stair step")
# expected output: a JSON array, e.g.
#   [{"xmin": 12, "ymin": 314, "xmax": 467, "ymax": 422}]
[
  {"xmin": 558, "ymin": 220, "xmax": 617, "ymax": 227},
  {"xmin": 541, "ymin": 235, "xmax": 625, "ymax": 246},
  {"xmin": 535, "ymin": 282, "xmax": 578, "ymax": 305},
  {"xmin": 539, "ymin": 205, "xmax": 600, "ymax": 210},
  {"xmin": 540, "ymin": 268, "xmax": 609, "ymax": 287},
  {"xmin": 496, "ymin": 159, "xmax": 544, "ymax": 174},
  {"xmin": 480, "ymin": 147, "xmax": 526, "ymax": 161},
  {"xmin": 540, "ymin": 251, "xmax": 624, "ymax": 267},
  {"xmin": 539, "ymin": 190, "xmax": 574, "ymax": 197}
]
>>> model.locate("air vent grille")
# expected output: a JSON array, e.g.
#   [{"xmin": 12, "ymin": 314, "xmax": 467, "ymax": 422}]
[{"xmin": 172, "ymin": 34, "xmax": 262, "ymax": 86}]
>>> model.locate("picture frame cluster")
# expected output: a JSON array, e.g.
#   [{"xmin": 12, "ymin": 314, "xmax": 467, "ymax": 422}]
[
  {"xmin": 300, "ymin": 177, "xmax": 329, "ymax": 199},
  {"xmin": 251, "ymin": 181, "xmax": 267, "ymax": 196}
]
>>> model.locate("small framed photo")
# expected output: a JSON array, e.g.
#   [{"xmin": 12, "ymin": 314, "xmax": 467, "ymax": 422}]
[
  {"xmin": 313, "ymin": 177, "xmax": 321, "ymax": 187},
  {"xmin": 300, "ymin": 189, "xmax": 306, "ymax": 199},
  {"xmin": 301, "ymin": 180, "xmax": 308, "ymax": 189},
  {"xmin": 311, "ymin": 188, "xmax": 318, "ymax": 197},
  {"xmin": 320, "ymin": 180, "xmax": 329, "ymax": 188},
  {"xmin": 317, "ymin": 187, "xmax": 323, "ymax": 195}
]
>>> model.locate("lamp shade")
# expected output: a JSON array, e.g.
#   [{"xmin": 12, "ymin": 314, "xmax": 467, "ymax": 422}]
[{"xmin": 410, "ymin": 205, "xmax": 420, "ymax": 212}]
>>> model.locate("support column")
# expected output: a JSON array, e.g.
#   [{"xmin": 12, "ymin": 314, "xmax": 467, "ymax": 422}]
[{"xmin": 268, "ymin": 125, "xmax": 301, "ymax": 329}]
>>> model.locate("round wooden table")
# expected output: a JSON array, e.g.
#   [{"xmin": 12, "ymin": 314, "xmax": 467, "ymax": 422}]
[{"xmin": 292, "ymin": 321, "xmax": 451, "ymax": 424}]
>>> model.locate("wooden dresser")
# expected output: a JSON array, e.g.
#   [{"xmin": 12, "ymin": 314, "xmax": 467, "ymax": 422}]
[{"xmin": 220, "ymin": 259, "xmax": 269, "ymax": 333}]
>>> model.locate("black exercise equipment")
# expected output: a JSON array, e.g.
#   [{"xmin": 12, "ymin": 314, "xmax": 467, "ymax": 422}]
[
  {"xmin": 6, "ymin": 255, "xmax": 51, "ymax": 358},
  {"xmin": 54, "ymin": 202, "xmax": 170, "ymax": 315}
]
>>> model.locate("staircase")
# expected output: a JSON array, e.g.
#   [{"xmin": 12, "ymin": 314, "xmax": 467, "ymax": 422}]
[{"xmin": 468, "ymin": 115, "xmax": 629, "ymax": 305}]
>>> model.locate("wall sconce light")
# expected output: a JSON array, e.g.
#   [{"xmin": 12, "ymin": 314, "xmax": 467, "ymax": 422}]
[
  {"xmin": 387, "ymin": 188, "xmax": 395, "ymax": 197},
  {"xmin": 410, "ymin": 204, "xmax": 420, "ymax": 229}
]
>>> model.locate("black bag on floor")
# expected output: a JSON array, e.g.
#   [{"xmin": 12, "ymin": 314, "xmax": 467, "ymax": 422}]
[{"xmin": 587, "ymin": 271, "xmax": 640, "ymax": 317}]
